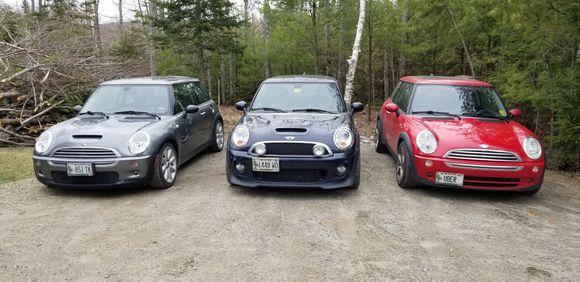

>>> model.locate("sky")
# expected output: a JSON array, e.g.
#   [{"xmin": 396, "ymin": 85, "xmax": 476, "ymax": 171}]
[{"xmin": 1, "ymin": 0, "xmax": 248, "ymax": 23}]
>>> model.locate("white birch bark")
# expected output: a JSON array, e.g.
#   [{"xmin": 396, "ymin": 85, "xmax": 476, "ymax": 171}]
[{"xmin": 343, "ymin": 0, "xmax": 366, "ymax": 106}]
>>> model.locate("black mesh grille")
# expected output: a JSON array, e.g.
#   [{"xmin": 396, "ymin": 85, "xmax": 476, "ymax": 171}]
[
  {"xmin": 254, "ymin": 169, "xmax": 326, "ymax": 182},
  {"xmin": 51, "ymin": 172, "xmax": 119, "ymax": 184},
  {"xmin": 264, "ymin": 143, "xmax": 315, "ymax": 156},
  {"xmin": 463, "ymin": 176, "xmax": 520, "ymax": 188}
]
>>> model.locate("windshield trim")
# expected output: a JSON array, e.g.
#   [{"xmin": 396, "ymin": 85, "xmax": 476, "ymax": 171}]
[{"xmin": 249, "ymin": 82, "xmax": 347, "ymax": 114}]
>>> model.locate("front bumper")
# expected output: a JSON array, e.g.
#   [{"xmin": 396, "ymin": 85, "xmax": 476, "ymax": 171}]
[
  {"xmin": 413, "ymin": 154, "xmax": 545, "ymax": 191},
  {"xmin": 32, "ymin": 155, "xmax": 154, "ymax": 189},
  {"xmin": 226, "ymin": 148, "xmax": 359, "ymax": 189}
]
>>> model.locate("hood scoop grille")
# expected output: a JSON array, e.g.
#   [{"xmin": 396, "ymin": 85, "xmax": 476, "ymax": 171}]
[
  {"xmin": 73, "ymin": 135, "xmax": 102, "ymax": 139},
  {"xmin": 275, "ymin": 128, "xmax": 307, "ymax": 133}
]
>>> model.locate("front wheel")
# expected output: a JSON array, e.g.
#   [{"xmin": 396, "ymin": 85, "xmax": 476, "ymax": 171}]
[
  {"xmin": 150, "ymin": 143, "xmax": 178, "ymax": 189},
  {"xmin": 396, "ymin": 142, "xmax": 416, "ymax": 189},
  {"xmin": 375, "ymin": 119, "xmax": 388, "ymax": 153},
  {"xmin": 208, "ymin": 120, "xmax": 224, "ymax": 152}
]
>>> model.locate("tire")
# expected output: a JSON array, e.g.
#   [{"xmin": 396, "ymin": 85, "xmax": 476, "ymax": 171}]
[
  {"xmin": 375, "ymin": 119, "xmax": 388, "ymax": 153},
  {"xmin": 150, "ymin": 143, "xmax": 178, "ymax": 189},
  {"xmin": 348, "ymin": 154, "xmax": 361, "ymax": 190},
  {"xmin": 396, "ymin": 142, "xmax": 416, "ymax": 189},
  {"xmin": 208, "ymin": 120, "xmax": 224, "ymax": 152}
]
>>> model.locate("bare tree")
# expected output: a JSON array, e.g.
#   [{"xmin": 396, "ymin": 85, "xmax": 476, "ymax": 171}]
[
  {"xmin": 92, "ymin": 0, "xmax": 102, "ymax": 55},
  {"xmin": 445, "ymin": 1, "xmax": 475, "ymax": 76},
  {"xmin": 118, "ymin": 0, "xmax": 123, "ymax": 35},
  {"xmin": 262, "ymin": 0, "xmax": 272, "ymax": 78},
  {"xmin": 399, "ymin": 0, "xmax": 408, "ymax": 76},
  {"xmin": 344, "ymin": 0, "xmax": 365, "ymax": 105}
]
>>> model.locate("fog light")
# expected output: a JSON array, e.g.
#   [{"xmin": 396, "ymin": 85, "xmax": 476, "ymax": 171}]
[
  {"xmin": 235, "ymin": 163, "xmax": 246, "ymax": 173},
  {"xmin": 336, "ymin": 165, "xmax": 347, "ymax": 175},
  {"xmin": 254, "ymin": 143, "xmax": 266, "ymax": 156},
  {"xmin": 425, "ymin": 160, "xmax": 433, "ymax": 167},
  {"xmin": 35, "ymin": 160, "xmax": 41, "ymax": 167},
  {"xmin": 533, "ymin": 166, "xmax": 539, "ymax": 173},
  {"xmin": 313, "ymin": 144, "xmax": 326, "ymax": 157},
  {"xmin": 130, "ymin": 160, "xmax": 139, "ymax": 168},
  {"xmin": 427, "ymin": 172, "xmax": 433, "ymax": 177}
]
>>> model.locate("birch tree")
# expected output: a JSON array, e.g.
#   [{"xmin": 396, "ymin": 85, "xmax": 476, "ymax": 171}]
[{"xmin": 343, "ymin": 0, "xmax": 365, "ymax": 105}]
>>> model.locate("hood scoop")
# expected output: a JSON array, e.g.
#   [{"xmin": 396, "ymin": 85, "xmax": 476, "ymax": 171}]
[
  {"xmin": 422, "ymin": 117, "xmax": 456, "ymax": 121},
  {"xmin": 476, "ymin": 118, "xmax": 506, "ymax": 123},
  {"xmin": 275, "ymin": 128, "xmax": 308, "ymax": 134},
  {"xmin": 73, "ymin": 135, "xmax": 102, "ymax": 139}
]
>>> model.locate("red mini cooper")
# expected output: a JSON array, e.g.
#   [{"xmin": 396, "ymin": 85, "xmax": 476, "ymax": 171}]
[{"xmin": 375, "ymin": 76, "xmax": 545, "ymax": 195}]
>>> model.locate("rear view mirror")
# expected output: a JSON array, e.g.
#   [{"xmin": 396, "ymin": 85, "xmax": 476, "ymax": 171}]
[
  {"xmin": 509, "ymin": 109, "xmax": 522, "ymax": 118},
  {"xmin": 73, "ymin": 105, "xmax": 83, "ymax": 113},
  {"xmin": 235, "ymin": 101, "xmax": 247, "ymax": 111},
  {"xmin": 351, "ymin": 102, "xmax": 365, "ymax": 113},
  {"xmin": 186, "ymin": 105, "xmax": 199, "ymax": 114},
  {"xmin": 384, "ymin": 103, "xmax": 399, "ymax": 113}
]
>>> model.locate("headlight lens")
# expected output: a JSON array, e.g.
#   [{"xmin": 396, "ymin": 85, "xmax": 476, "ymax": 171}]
[
  {"xmin": 333, "ymin": 127, "xmax": 354, "ymax": 150},
  {"xmin": 232, "ymin": 126, "xmax": 250, "ymax": 148},
  {"xmin": 128, "ymin": 131, "xmax": 150, "ymax": 154},
  {"xmin": 35, "ymin": 131, "xmax": 53, "ymax": 154},
  {"xmin": 416, "ymin": 130, "xmax": 437, "ymax": 154},
  {"xmin": 523, "ymin": 137, "xmax": 542, "ymax": 160}
]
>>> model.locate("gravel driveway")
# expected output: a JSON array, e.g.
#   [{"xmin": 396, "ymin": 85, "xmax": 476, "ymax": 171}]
[{"xmin": 1, "ymin": 144, "xmax": 579, "ymax": 281}]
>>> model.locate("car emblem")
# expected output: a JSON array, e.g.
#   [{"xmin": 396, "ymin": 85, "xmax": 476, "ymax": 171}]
[
  {"xmin": 479, "ymin": 144, "xmax": 490, "ymax": 148},
  {"xmin": 285, "ymin": 136, "xmax": 295, "ymax": 140},
  {"xmin": 82, "ymin": 143, "xmax": 87, "ymax": 147}
]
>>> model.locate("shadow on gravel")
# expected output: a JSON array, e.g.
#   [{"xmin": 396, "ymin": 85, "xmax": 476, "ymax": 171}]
[
  {"xmin": 231, "ymin": 186, "xmax": 356, "ymax": 200},
  {"xmin": 408, "ymin": 185, "xmax": 544, "ymax": 204}
]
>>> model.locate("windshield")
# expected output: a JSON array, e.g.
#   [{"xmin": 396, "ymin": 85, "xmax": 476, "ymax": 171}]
[
  {"xmin": 82, "ymin": 85, "xmax": 171, "ymax": 115},
  {"xmin": 410, "ymin": 85, "xmax": 508, "ymax": 118},
  {"xmin": 250, "ymin": 82, "xmax": 347, "ymax": 113}
]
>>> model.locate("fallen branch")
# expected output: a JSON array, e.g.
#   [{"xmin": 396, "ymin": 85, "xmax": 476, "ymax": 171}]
[
  {"xmin": 0, "ymin": 127, "xmax": 36, "ymax": 140},
  {"xmin": 20, "ymin": 100, "xmax": 64, "ymax": 126},
  {"xmin": 0, "ymin": 119, "xmax": 21, "ymax": 125},
  {"xmin": 0, "ymin": 64, "xmax": 43, "ymax": 84},
  {"xmin": 0, "ymin": 90, "xmax": 21, "ymax": 100},
  {"xmin": 0, "ymin": 138, "xmax": 31, "ymax": 146}
]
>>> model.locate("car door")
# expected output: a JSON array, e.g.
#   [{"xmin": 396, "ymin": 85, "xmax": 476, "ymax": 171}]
[
  {"xmin": 192, "ymin": 82, "xmax": 215, "ymax": 144},
  {"xmin": 384, "ymin": 82, "xmax": 413, "ymax": 151},
  {"xmin": 383, "ymin": 83, "xmax": 402, "ymax": 150},
  {"xmin": 172, "ymin": 82, "xmax": 204, "ymax": 158}
]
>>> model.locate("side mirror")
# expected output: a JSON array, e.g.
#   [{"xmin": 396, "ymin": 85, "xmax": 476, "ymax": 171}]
[
  {"xmin": 384, "ymin": 103, "xmax": 399, "ymax": 113},
  {"xmin": 351, "ymin": 102, "xmax": 365, "ymax": 113},
  {"xmin": 73, "ymin": 105, "xmax": 83, "ymax": 113},
  {"xmin": 509, "ymin": 109, "xmax": 522, "ymax": 118},
  {"xmin": 186, "ymin": 105, "xmax": 199, "ymax": 114},
  {"xmin": 235, "ymin": 101, "xmax": 247, "ymax": 111}
]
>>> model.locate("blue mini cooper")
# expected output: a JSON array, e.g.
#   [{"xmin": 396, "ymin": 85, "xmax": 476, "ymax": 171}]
[{"xmin": 226, "ymin": 75, "xmax": 364, "ymax": 189}]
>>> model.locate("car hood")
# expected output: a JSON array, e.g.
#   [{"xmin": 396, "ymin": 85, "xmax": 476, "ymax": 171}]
[
  {"xmin": 235, "ymin": 113, "xmax": 353, "ymax": 149},
  {"xmin": 411, "ymin": 116, "xmax": 538, "ymax": 159},
  {"xmin": 46, "ymin": 116, "xmax": 161, "ymax": 151}
]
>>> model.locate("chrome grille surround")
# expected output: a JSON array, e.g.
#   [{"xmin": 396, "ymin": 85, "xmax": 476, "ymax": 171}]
[
  {"xmin": 445, "ymin": 162, "xmax": 523, "ymax": 171},
  {"xmin": 248, "ymin": 141, "xmax": 333, "ymax": 157},
  {"xmin": 444, "ymin": 148, "xmax": 521, "ymax": 162},
  {"xmin": 51, "ymin": 147, "xmax": 120, "ymax": 164}
]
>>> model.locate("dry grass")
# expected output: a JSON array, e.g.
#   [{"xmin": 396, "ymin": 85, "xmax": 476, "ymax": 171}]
[{"xmin": 0, "ymin": 147, "xmax": 34, "ymax": 185}]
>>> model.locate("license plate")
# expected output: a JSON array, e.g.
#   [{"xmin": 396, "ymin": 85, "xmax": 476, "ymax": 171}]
[
  {"xmin": 67, "ymin": 163, "xmax": 94, "ymax": 176},
  {"xmin": 252, "ymin": 158, "xmax": 280, "ymax": 172},
  {"xmin": 435, "ymin": 172, "xmax": 464, "ymax": 186}
]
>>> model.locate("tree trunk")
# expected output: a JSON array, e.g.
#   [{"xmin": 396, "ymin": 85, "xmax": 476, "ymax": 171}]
[
  {"xmin": 366, "ymin": 0, "xmax": 373, "ymax": 122},
  {"xmin": 337, "ymin": 15, "xmax": 344, "ymax": 90},
  {"xmin": 344, "ymin": 0, "xmax": 366, "ymax": 106},
  {"xmin": 118, "ymin": 0, "xmax": 123, "ymax": 35},
  {"xmin": 146, "ymin": 0, "xmax": 157, "ymax": 76},
  {"xmin": 93, "ymin": 0, "xmax": 102, "ymax": 56},
  {"xmin": 263, "ymin": 0, "xmax": 272, "ymax": 79},
  {"xmin": 220, "ymin": 54, "xmax": 227, "ymax": 106},
  {"xmin": 229, "ymin": 54, "xmax": 235, "ymax": 101},
  {"xmin": 399, "ymin": 0, "xmax": 408, "ymax": 77},
  {"xmin": 323, "ymin": 23, "xmax": 332, "ymax": 76},
  {"xmin": 243, "ymin": 0, "xmax": 249, "ymax": 22},
  {"xmin": 446, "ymin": 1, "xmax": 475, "ymax": 76},
  {"xmin": 383, "ymin": 49, "xmax": 389, "ymax": 100},
  {"xmin": 30, "ymin": 0, "xmax": 35, "ymax": 12},
  {"xmin": 311, "ymin": 0, "xmax": 320, "ymax": 74},
  {"xmin": 207, "ymin": 67, "xmax": 213, "ymax": 101}
]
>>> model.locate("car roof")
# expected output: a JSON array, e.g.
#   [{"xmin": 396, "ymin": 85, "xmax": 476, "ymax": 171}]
[
  {"xmin": 100, "ymin": 76, "xmax": 200, "ymax": 85},
  {"xmin": 262, "ymin": 75, "xmax": 338, "ymax": 84},
  {"xmin": 401, "ymin": 76, "xmax": 493, "ymax": 87}
]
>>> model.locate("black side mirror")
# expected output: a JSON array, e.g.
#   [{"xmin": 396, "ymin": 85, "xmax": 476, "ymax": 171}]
[
  {"xmin": 73, "ymin": 105, "xmax": 83, "ymax": 113},
  {"xmin": 186, "ymin": 105, "xmax": 199, "ymax": 114},
  {"xmin": 351, "ymin": 102, "xmax": 365, "ymax": 113},
  {"xmin": 235, "ymin": 101, "xmax": 247, "ymax": 111}
]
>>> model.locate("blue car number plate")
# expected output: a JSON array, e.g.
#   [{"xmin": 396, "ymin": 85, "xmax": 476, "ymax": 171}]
[
  {"xmin": 435, "ymin": 172, "xmax": 464, "ymax": 186},
  {"xmin": 67, "ymin": 163, "xmax": 94, "ymax": 176},
  {"xmin": 252, "ymin": 158, "xmax": 280, "ymax": 172}
]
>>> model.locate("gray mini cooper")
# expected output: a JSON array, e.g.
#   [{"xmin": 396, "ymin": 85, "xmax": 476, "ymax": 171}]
[{"xmin": 33, "ymin": 76, "xmax": 224, "ymax": 189}]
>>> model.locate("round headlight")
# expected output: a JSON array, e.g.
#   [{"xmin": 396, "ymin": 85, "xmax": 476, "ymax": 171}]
[
  {"xmin": 416, "ymin": 130, "xmax": 437, "ymax": 154},
  {"xmin": 254, "ymin": 143, "xmax": 266, "ymax": 155},
  {"xmin": 523, "ymin": 137, "xmax": 542, "ymax": 160},
  {"xmin": 128, "ymin": 131, "xmax": 150, "ymax": 154},
  {"xmin": 333, "ymin": 127, "xmax": 354, "ymax": 150},
  {"xmin": 232, "ymin": 126, "xmax": 250, "ymax": 148},
  {"xmin": 35, "ymin": 131, "xmax": 53, "ymax": 154},
  {"xmin": 313, "ymin": 144, "xmax": 326, "ymax": 157}
]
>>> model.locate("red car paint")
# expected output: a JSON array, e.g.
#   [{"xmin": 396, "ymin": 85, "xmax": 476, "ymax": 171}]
[{"xmin": 377, "ymin": 76, "xmax": 545, "ymax": 193}]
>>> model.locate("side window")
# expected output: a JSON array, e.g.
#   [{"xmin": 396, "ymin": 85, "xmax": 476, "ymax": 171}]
[
  {"xmin": 192, "ymin": 82, "xmax": 210, "ymax": 104},
  {"xmin": 173, "ymin": 83, "xmax": 196, "ymax": 113},
  {"xmin": 397, "ymin": 82, "xmax": 414, "ymax": 113},
  {"xmin": 390, "ymin": 82, "xmax": 403, "ymax": 103}
]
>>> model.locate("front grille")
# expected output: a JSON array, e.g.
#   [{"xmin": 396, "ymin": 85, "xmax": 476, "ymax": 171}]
[
  {"xmin": 463, "ymin": 176, "xmax": 520, "ymax": 188},
  {"xmin": 266, "ymin": 143, "xmax": 314, "ymax": 155},
  {"xmin": 444, "ymin": 149, "xmax": 521, "ymax": 162},
  {"xmin": 51, "ymin": 171, "xmax": 119, "ymax": 184},
  {"xmin": 254, "ymin": 169, "xmax": 326, "ymax": 183},
  {"xmin": 52, "ymin": 147, "xmax": 117, "ymax": 159}
]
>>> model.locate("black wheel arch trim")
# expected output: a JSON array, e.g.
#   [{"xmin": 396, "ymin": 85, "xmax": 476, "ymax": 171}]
[{"xmin": 398, "ymin": 132, "xmax": 419, "ymax": 182}]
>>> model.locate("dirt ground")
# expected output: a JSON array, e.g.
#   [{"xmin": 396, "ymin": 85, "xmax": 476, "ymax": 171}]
[{"xmin": 0, "ymin": 144, "xmax": 579, "ymax": 281}]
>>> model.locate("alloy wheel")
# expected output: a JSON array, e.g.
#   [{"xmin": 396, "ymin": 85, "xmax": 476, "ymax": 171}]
[
  {"xmin": 216, "ymin": 122, "xmax": 224, "ymax": 150},
  {"xmin": 397, "ymin": 148, "xmax": 405, "ymax": 182},
  {"xmin": 161, "ymin": 146, "xmax": 177, "ymax": 183}
]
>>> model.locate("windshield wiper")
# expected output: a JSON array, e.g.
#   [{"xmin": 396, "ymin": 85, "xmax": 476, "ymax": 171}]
[
  {"xmin": 113, "ymin": 111, "xmax": 160, "ymax": 119},
  {"xmin": 79, "ymin": 111, "xmax": 109, "ymax": 118},
  {"xmin": 251, "ymin": 107, "xmax": 286, "ymax": 113},
  {"xmin": 462, "ymin": 109, "xmax": 508, "ymax": 121},
  {"xmin": 292, "ymin": 108, "xmax": 336, "ymax": 114},
  {"xmin": 412, "ymin": 111, "xmax": 461, "ymax": 118}
]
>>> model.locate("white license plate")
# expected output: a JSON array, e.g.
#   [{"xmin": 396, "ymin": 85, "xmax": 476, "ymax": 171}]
[
  {"xmin": 435, "ymin": 172, "xmax": 464, "ymax": 186},
  {"xmin": 252, "ymin": 158, "xmax": 280, "ymax": 172},
  {"xmin": 67, "ymin": 163, "xmax": 94, "ymax": 176}
]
